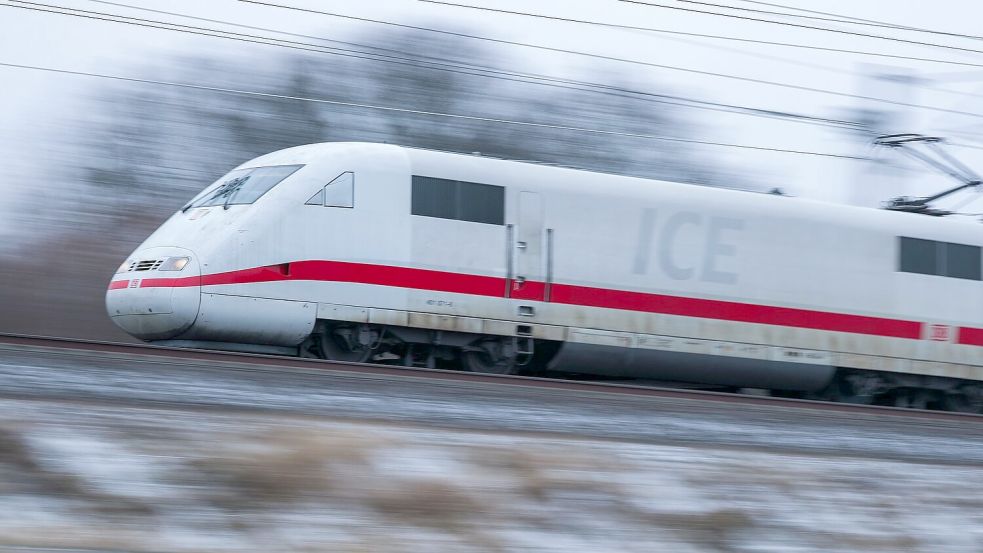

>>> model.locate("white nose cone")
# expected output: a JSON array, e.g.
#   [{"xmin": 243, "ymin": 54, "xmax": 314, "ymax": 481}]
[{"xmin": 106, "ymin": 247, "xmax": 201, "ymax": 341}]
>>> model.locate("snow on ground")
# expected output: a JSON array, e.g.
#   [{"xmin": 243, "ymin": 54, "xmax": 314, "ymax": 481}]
[{"xmin": 0, "ymin": 399, "xmax": 981, "ymax": 552}]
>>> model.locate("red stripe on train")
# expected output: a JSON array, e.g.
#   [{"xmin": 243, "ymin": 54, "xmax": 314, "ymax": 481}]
[
  {"xmin": 107, "ymin": 280, "xmax": 129, "ymax": 290},
  {"xmin": 108, "ymin": 259, "xmax": 927, "ymax": 340},
  {"xmin": 550, "ymin": 284, "xmax": 921, "ymax": 339},
  {"xmin": 137, "ymin": 276, "xmax": 200, "ymax": 288},
  {"xmin": 194, "ymin": 261, "xmax": 506, "ymax": 296},
  {"xmin": 958, "ymin": 327, "xmax": 983, "ymax": 346}
]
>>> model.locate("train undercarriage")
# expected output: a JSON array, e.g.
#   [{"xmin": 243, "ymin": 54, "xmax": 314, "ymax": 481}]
[
  {"xmin": 796, "ymin": 369, "xmax": 983, "ymax": 413},
  {"xmin": 298, "ymin": 320, "xmax": 557, "ymax": 374},
  {"xmin": 297, "ymin": 319, "xmax": 983, "ymax": 414}
]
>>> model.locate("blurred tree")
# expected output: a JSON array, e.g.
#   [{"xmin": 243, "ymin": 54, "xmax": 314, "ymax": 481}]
[{"xmin": 73, "ymin": 27, "xmax": 731, "ymax": 216}]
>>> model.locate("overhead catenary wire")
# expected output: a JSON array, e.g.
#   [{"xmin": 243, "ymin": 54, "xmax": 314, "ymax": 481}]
[
  {"xmin": 3, "ymin": 1, "xmax": 786, "ymax": 118},
  {"xmin": 240, "ymin": 0, "xmax": 983, "ymax": 121},
  {"xmin": 417, "ymin": 1, "xmax": 983, "ymax": 113},
  {"xmin": 0, "ymin": 61, "xmax": 868, "ymax": 160},
  {"xmin": 637, "ymin": 22, "xmax": 853, "ymax": 78},
  {"xmin": 417, "ymin": 0, "xmax": 983, "ymax": 70},
  {"xmin": 681, "ymin": 0, "xmax": 983, "ymax": 42},
  {"xmin": 733, "ymin": 0, "xmax": 954, "ymax": 30},
  {"xmin": 86, "ymin": 0, "xmax": 863, "ymax": 128},
  {"xmin": 618, "ymin": 0, "xmax": 983, "ymax": 56},
  {"xmin": 4, "ymin": 0, "xmax": 970, "ymax": 159},
  {"xmin": 0, "ymin": 0, "xmax": 856, "ymax": 129},
  {"xmin": 949, "ymin": 141, "xmax": 983, "ymax": 153},
  {"xmin": 416, "ymin": 1, "xmax": 983, "ymax": 118},
  {"xmin": 181, "ymin": 0, "xmax": 974, "ymax": 108},
  {"xmin": 630, "ymin": 17, "xmax": 983, "ymax": 108}
]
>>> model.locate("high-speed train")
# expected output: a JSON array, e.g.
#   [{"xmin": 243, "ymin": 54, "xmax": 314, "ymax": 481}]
[{"xmin": 107, "ymin": 142, "xmax": 983, "ymax": 410}]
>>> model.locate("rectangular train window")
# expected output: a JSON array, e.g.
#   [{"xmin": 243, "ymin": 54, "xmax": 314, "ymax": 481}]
[
  {"xmin": 898, "ymin": 237, "xmax": 982, "ymax": 280},
  {"xmin": 946, "ymin": 242, "xmax": 982, "ymax": 280},
  {"xmin": 899, "ymin": 237, "xmax": 937, "ymax": 276},
  {"xmin": 411, "ymin": 176, "xmax": 504, "ymax": 225}
]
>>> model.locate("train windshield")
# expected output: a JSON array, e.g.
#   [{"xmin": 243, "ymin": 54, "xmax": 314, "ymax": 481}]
[{"xmin": 183, "ymin": 164, "xmax": 304, "ymax": 210}]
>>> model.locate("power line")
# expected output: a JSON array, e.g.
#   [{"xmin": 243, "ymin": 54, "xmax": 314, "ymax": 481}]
[
  {"xmin": 157, "ymin": 0, "xmax": 978, "ymax": 126},
  {"xmin": 1, "ymin": 2, "xmax": 508, "ymax": 72},
  {"xmin": 413, "ymin": 2, "xmax": 983, "ymax": 126},
  {"xmin": 950, "ymin": 142, "xmax": 983, "ymax": 153},
  {"xmin": 636, "ymin": 17, "xmax": 983, "ymax": 108},
  {"xmin": 641, "ymin": 23, "xmax": 853, "ymax": 77},
  {"xmin": 618, "ymin": 0, "xmax": 983, "ymax": 56},
  {"xmin": 0, "ymin": 0, "xmax": 854, "ymax": 128},
  {"xmin": 735, "ymin": 0, "xmax": 983, "ymax": 40},
  {"xmin": 243, "ymin": 0, "xmax": 983, "ymax": 75},
  {"xmin": 58, "ymin": 1, "xmax": 979, "ymax": 127},
  {"xmin": 0, "ymin": 1, "xmax": 778, "ymax": 118},
  {"xmin": 56, "ymin": 0, "xmax": 967, "ymax": 134},
  {"xmin": 0, "ymin": 61, "xmax": 868, "ymax": 159},
  {"xmin": 417, "ymin": 0, "xmax": 983, "ymax": 69},
  {"xmin": 733, "ymin": 0, "xmax": 941, "ymax": 29},
  {"xmin": 242, "ymin": 0, "xmax": 983, "ymax": 121},
  {"xmin": 86, "ymin": 0, "xmax": 456, "ymax": 62},
  {"xmin": 681, "ymin": 0, "xmax": 983, "ymax": 42},
  {"xmin": 87, "ymin": 0, "xmax": 862, "ymax": 128}
]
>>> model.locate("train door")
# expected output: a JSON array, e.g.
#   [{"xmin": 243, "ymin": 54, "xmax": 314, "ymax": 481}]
[{"xmin": 511, "ymin": 191, "xmax": 546, "ymax": 301}]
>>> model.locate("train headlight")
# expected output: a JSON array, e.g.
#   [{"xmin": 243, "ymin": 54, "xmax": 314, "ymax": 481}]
[
  {"xmin": 115, "ymin": 260, "xmax": 131, "ymax": 274},
  {"xmin": 159, "ymin": 256, "xmax": 190, "ymax": 272}
]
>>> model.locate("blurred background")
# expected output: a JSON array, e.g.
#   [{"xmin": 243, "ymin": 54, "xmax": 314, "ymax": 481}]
[
  {"xmin": 4, "ymin": 0, "xmax": 983, "ymax": 341},
  {"xmin": 4, "ymin": 3, "xmax": 983, "ymax": 552}
]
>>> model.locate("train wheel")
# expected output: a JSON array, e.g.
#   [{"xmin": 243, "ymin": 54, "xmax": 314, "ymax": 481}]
[
  {"xmin": 461, "ymin": 340, "xmax": 517, "ymax": 375},
  {"xmin": 298, "ymin": 335, "xmax": 321, "ymax": 359},
  {"xmin": 943, "ymin": 387, "xmax": 983, "ymax": 413},
  {"xmin": 316, "ymin": 324, "xmax": 374, "ymax": 363},
  {"xmin": 815, "ymin": 370, "xmax": 880, "ymax": 405},
  {"xmin": 891, "ymin": 389, "xmax": 935, "ymax": 410}
]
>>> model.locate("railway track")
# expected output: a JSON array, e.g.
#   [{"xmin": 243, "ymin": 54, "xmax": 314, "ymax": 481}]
[
  {"xmin": 3, "ymin": 331, "xmax": 983, "ymax": 468},
  {"xmin": 1, "ymin": 332, "xmax": 980, "ymax": 422}
]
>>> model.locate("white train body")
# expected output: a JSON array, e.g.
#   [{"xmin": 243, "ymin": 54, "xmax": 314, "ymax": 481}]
[{"xmin": 107, "ymin": 142, "xmax": 983, "ymax": 397}]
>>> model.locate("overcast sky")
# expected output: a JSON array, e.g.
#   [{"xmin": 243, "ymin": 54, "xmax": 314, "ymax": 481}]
[{"xmin": 3, "ymin": 0, "xmax": 983, "ymax": 217}]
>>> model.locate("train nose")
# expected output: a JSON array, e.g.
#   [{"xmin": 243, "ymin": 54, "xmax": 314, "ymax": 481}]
[{"xmin": 106, "ymin": 247, "xmax": 201, "ymax": 341}]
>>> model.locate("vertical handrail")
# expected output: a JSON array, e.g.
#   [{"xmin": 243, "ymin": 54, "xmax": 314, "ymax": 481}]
[
  {"xmin": 505, "ymin": 223, "xmax": 514, "ymax": 298},
  {"xmin": 545, "ymin": 228, "xmax": 554, "ymax": 302}
]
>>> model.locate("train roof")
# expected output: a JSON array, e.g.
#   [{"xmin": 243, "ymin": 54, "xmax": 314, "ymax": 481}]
[{"xmin": 245, "ymin": 141, "xmax": 983, "ymax": 241}]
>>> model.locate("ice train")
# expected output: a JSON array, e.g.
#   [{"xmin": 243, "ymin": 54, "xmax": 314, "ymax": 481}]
[{"xmin": 107, "ymin": 142, "xmax": 983, "ymax": 410}]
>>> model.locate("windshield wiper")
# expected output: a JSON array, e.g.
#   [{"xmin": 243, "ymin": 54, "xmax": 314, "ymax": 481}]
[
  {"xmin": 180, "ymin": 173, "xmax": 251, "ymax": 213},
  {"xmin": 222, "ymin": 176, "xmax": 249, "ymax": 210},
  {"xmin": 182, "ymin": 179, "xmax": 236, "ymax": 213}
]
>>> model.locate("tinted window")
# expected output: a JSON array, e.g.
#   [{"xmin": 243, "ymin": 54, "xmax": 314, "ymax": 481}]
[
  {"xmin": 459, "ymin": 181, "xmax": 506, "ymax": 225},
  {"xmin": 899, "ymin": 237, "xmax": 937, "ymax": 276},
  {"xmin": 412, "ymin": 176, "xmax": 457, "ymax": 220},
  {"xmin": 411, "ymin": 176, "xmax": 504, "ymax": 225},
  {"xmin": 945, "ymin": 242, "xmax": 982, "ymax": 280},
  {"xmin": 899, "ymin": 236, "xmax": 981, "ymax": 281}
]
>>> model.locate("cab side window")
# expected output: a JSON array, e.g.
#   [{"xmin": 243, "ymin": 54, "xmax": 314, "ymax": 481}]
[
  {"xmin": 306, "ymin": 172, "xmax": 354, "ymax": 208},
  {"xmin": 411, "ymin": 175, "xmax": 504, "ymax": 225}
]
